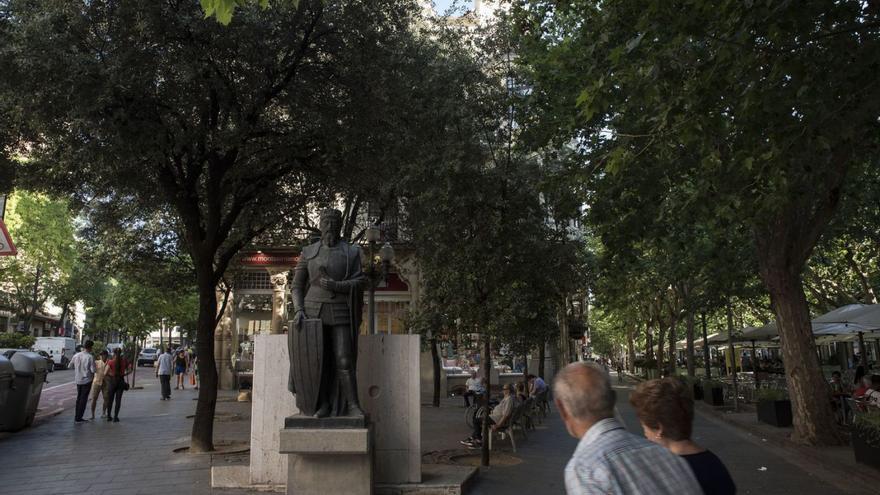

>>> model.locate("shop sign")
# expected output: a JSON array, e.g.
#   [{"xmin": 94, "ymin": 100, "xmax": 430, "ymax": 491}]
[{"xmin": 239, "ymin": 252, "xmax": 299, "ymax": 266}]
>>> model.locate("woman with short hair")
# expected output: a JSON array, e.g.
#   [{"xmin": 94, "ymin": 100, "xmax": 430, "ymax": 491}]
[{"xmin": 630, "ymin": 377, "xmax": 736, "ymax": 495}]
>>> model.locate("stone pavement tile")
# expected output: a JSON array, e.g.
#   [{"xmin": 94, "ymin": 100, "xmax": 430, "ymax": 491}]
[
  {"xmin": 420, "ymin": 396, "xmax": 575, "ymax": 495},
  {"xmin": 0, "ymin": 373, "xmax": 250, "ymax": 495}
]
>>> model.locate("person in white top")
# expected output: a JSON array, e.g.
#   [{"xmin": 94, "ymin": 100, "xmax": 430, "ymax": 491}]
[
  {"xmin": 69, "ymin": 340, "xmax": 96, "ymax": 423},
  {"xmin": 463, "ymin": 371, "xmax": 485, "ymax": 407},
  {"xmin": 156, "ymin": 347, "xmax": 175, "ymax": 400}
]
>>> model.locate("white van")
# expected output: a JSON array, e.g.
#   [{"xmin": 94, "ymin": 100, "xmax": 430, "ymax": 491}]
[{"xmin": 33, "ymin": 337, "xmax": 77, "ymax": 370}]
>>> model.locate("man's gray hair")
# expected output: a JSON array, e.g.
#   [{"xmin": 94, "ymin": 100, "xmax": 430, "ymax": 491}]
[{"xmin": 553, "ymin": 362, "xmax": 616, "ymax": 421}]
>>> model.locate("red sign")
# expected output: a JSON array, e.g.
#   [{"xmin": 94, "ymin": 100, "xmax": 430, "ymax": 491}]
[
  {"xmin": 0, "ymin": 220, "xmax": 16, "ymax": 257},
  {"xmin": 239, "ymin": 252, "xmax": 299, "ymax": 266},
  {"xmin": 376, "ymin": 273, "xmax": 409, "ymax": 292}
]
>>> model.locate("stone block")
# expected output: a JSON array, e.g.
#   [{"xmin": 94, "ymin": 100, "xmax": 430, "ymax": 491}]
[
  {"xmin": 279, "ymin": 427, "xmax": 370, "ymax": 454},
  {"xmin": 210, "ymin": 465, "xmax": 250, "ymax": 489},
  {"xmin": 283, "ymin": 426, "xmax": 373, "ymax": 495},
  {"xmin": 251, "ymin": 334, "xmax": 299, "ymax": 485},
  {"xmin": 288, "ymin": 452, "xmax": 372, "ymax": 495},
  {"xmin": 358, "ymin": 334, "xmax": 422, "ymax": 484}
]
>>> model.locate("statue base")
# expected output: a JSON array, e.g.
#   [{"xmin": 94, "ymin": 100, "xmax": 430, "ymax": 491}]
[{"xmin": 280, "ymin": 416, "xmax": 373, "ymax": 495}]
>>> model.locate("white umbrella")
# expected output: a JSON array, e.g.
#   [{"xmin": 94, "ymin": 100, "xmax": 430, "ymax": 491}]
[{"xmin": 812, "ymin": 304, "xmax": 880, "ymax": 331}]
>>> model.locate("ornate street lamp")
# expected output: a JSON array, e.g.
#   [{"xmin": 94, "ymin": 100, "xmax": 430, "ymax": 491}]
[{"xmin": 366, "ymin": 224, "xmax": 395, "ymax": 335}]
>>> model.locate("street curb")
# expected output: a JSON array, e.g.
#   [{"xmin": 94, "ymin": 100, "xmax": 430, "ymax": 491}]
[{"xmin": 693, "ymin": 401, "xmax": 880, "ymax": 492}]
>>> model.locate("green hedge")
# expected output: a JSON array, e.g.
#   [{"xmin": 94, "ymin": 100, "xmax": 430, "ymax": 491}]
[{"xmin": 0, "ymin": 332, "xmax": 36, "ymax": 349}]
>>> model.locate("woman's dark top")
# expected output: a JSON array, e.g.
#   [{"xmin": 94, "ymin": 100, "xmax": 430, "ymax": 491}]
[
  {"xmin": 175, "ymin": 355, "xmax": 187, "ymax": 368},
  {"xmin": 682, "ymin": 450, "xmax": 736, "ymax": 495}
]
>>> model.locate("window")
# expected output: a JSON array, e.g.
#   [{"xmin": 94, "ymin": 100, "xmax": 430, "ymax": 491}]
[{"xmin": 237, "ymin": 271, "xmax": 272, "ymax": 291}]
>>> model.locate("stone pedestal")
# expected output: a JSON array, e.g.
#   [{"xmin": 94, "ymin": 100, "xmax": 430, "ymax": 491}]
[
  {"xmin": 281, "ymin": 416, "xmax": 373, "ymax": 495},
  {"xmin": 358, "ymin": 334, "xmax": 421, "ymax": 484},
  {"xmin": 251, "ymin": 334, "xmax": 299, "ymax": 485}
]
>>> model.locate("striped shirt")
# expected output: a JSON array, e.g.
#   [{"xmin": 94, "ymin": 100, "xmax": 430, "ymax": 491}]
[{"xmin": 565, "ymin": 418, "xmax": 702, "ymax": 495}]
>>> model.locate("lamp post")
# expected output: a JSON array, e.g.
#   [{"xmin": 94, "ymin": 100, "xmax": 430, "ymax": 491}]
[{"xmin": 365, "ymin": 223, "xmax": 395, "ymax": 335}]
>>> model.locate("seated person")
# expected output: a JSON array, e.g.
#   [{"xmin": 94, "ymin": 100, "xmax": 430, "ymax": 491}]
[
  {"xmin": 528, "ymin": 374, "xmax": 548, "ymax": 397},
  {"xmin": 514, "ymin": 382, "xmax": 528, "ymax": 403},
  {"xmin": 630, "ymin": 377, "xmax": 736, "ymax": 495},
  {"xmin": 461, "ymin": 383, "xmax": 516, "ymax": 448},
  {"xmin": 865, "ymin": 375, "xmax": 880, "ymax": 408},
  {"xmin": 462, "ymin": 371, "xmax": 485, "ymax": 407},
  {"xmin": 853, "ymin": 375, "xmax": 871, "ymax": 399}
]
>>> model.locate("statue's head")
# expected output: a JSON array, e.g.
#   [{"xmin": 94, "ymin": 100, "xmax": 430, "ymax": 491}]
[{"xmin": 319, "ymin": 208, "xmax": 343, "ymax": 246}]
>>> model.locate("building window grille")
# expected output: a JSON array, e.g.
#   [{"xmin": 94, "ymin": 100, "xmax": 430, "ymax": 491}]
[{"xmin": 237, "ymin": 271, "xmax": 272, "ymax": 291}]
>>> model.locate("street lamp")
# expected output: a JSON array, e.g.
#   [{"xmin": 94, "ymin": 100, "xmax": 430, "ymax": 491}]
[{"xmin": 366, "ymin": 223, "xmax": 395, "ymax": 335}]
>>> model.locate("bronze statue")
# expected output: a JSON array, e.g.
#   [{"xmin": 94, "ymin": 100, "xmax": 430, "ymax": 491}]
[{"xmin": 288, "ymin": 208, "xmax": 366, "ymax": 417}]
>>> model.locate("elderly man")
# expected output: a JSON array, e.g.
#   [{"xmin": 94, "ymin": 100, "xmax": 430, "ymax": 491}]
[
  {"xmin": 461, "ymin": 383, "xmax": 516, "ymax": 449},
  {"xmin": 554, "ymin": 362, "xmax": 702, "ymax": 495}
]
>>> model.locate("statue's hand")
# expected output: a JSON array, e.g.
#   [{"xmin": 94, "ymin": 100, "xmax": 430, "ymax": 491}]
[
  {"xmin": 293, "ymin": 309, "xmax": 305, "ymax": 329},
  {"xmin": 319, "ymin": 278, "xmax": 340, "ymax": 292}
]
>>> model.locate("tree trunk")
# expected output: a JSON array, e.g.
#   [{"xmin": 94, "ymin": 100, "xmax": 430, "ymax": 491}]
[
  {"xmin": 845, "ymin": 247, "xmax": 878, "ymax": 304},
  {"xmin": 430, "ymin": 335, "xmax": 441, "ymax": 408},
  {"xmin": 645, "ymin": 325, "xmax": 654, "ymax": 378},
  {"xmin": 480, "ymin": 338, "xmax": 491, "ymax": 467},
  {"xmin": 191, "ymin": 275, "xmax": 220, "ymax": 453},
  {"xmin": 626, "ymin": 328, "xmax": 636, "ymax": 373},
  {"xmin": 686, "ymin": 311, "xmax": 696, "ymax": 378},
  {"xmin": 726, "ymin": 300, "xmax": 738, "ymax": 412},
  {"xmin": 57, "ymin": 304, "xmax": 69, "ymax": 337},
  {"xmin": 538, "ymin": 340, "xmax": 545, "ymax": 379},
  {"xmin": 701, "ymin": 312, "xmax": 710, "ymax": 379},
  {"xmin": 668, "ymin": 318, "xmax": 677, "ymax": 376},
  {"xmin": 23, "ymin": 265, "xmax": 42, "ymax": 333},
  {"xmin": 760, "ymin": 268, "xmax": 841, "ymax": 445},
  {"xmin": 857, "ymin": 332, "xmax": 868, "ymax": 370},
  {"xmin": 656, "ymin": 322, "xmax": 666, "ymax": 377}
]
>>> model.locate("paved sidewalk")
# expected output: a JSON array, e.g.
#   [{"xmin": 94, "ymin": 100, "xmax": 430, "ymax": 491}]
[
  {"xmin": 3, "ymin": 370, "xmax": 875, "ymax": 495},
  {"xmin": 0, "ymin": 373, "xmax": 250, "ymax": 495}
]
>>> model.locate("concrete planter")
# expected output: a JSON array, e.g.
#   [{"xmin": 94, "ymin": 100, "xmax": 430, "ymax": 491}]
[
  {"xmin": 852, "ymin": 426, "xmax": 880, "ymax": 470},
  {"xmin": 756, "ymin": 399, "xmax": 792, "ymax": 427},
  {"xmin": 703, "ymin": 386, "xmax": 724, "ymax": 406}
]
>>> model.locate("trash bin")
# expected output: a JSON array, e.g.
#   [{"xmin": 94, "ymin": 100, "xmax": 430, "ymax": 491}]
[
  {"xmin": 0, "ymin": 351, "xmax": 48, "ymax": 431},
  {"xmin": 0, "ymin": 355, "xmax": 13, "ymax": 408}
]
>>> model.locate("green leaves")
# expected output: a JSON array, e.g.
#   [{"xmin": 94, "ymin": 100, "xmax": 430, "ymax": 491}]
[{"xmin": 200, "ymin": 0, "xmax": 301, "ymax": 25}]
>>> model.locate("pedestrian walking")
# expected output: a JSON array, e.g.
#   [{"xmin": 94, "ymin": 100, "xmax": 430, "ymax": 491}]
[
  {"xmin": 174, "ymin": 349, "xmax": 188, "ymax": 390},
  {"xmin": 105, "ymin": 347, "xmax": 131, "ymax": 422},
  {"xmin": 88, "ymin": 350, "xmax": 110, "ymax": 419},
  {"xmin": 192, "ymin": 353, "xmax": 199, "ymax": 390},
  {"xmin": 630, "ymin": 377, "xmax": 736, "ymax": 495},
  {"xmin": 156, "ymin": 347, "xmax": 173, "ymax": 400},
  {"xmin": 554, "ymin": 362, "xmax": 701, "ymax": 495},
  {"xmin": 69, "ymin": 340, "xmax": 96, "ymax": 423}
]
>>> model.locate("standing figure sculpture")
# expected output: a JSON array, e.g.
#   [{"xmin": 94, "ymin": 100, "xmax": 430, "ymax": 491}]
[{"xmin": 288, "ymin": 209, "xmax": 366, "ymax": 417}]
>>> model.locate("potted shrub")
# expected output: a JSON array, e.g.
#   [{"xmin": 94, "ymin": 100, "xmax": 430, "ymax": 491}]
[
  {"xmin": 756, "ymin": 388, "xmax": 792, "ymax": 427},
  {"xmin": 852, "ymin": 410, "xmax": 880, "ymax": 470},
  {"xmin": 702, "ymin": 379, "xmax": 724, "ymax": 406}
]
